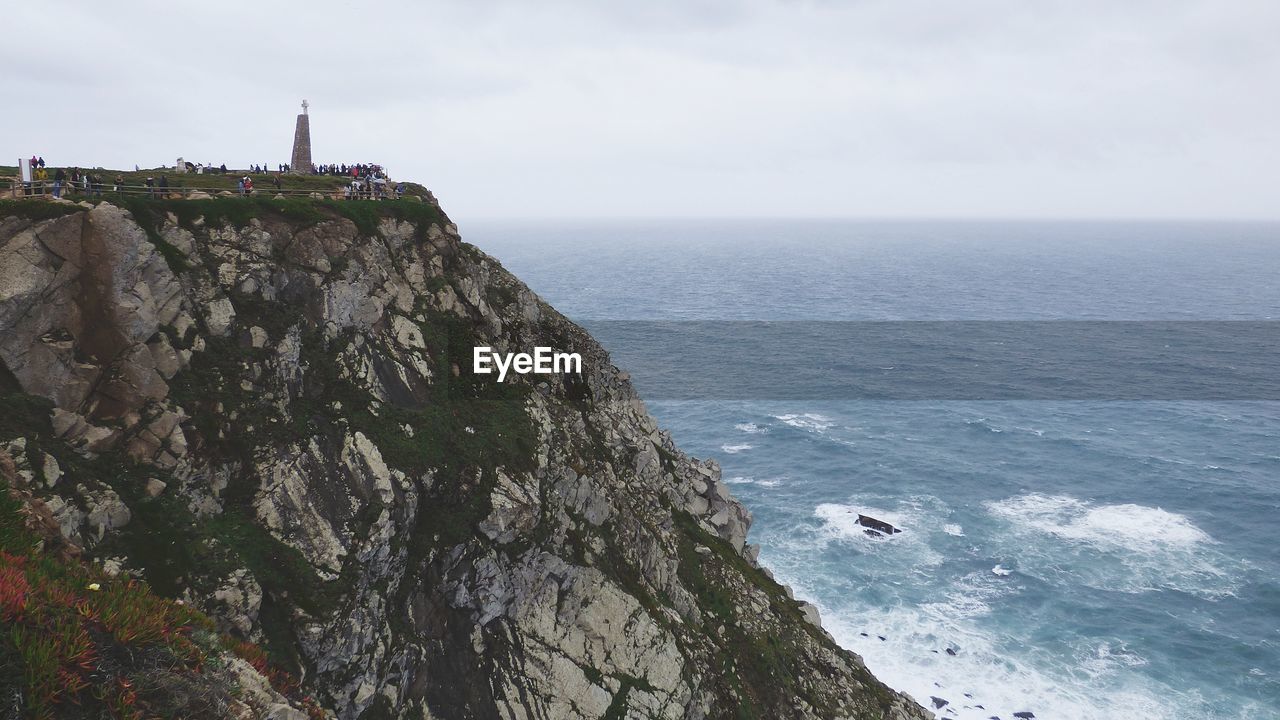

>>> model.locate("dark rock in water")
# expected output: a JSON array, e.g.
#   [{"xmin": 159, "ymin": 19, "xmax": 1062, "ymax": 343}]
[
  {"xmin": 864, "ymin": 528, "xmax": 884, "ymax": 538},
  {"xmin": 855, "ymin": 513, "xmax": 901, "ymax": 535},
  {"xmin": 945, "ymin": 647, "xmax": 958, "ymax": 656},
  {"xmin": 878, "ymin": 635, "xmax": 887, "ymax": 641},
  {"xmin": 932, "ymin": 649, "xmax": 939, "ymax": 654},
  {"xmin": 930, "ymin": 696, "xmax": 949, "ymax": 709},
  {"xmin": 859, "ymin": 632, "xmax": 869, "ymax": 637},
  {"xmin": 964, "ymin": 693, "xmax": 973, "ymax": 698},
  {"xmin": 1014, "ymin": 713, "xmax": 1035, "ymax": 719}
]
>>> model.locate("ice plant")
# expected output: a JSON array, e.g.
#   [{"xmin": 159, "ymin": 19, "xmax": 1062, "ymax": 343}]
[{"xmin": 1, "ymin": 483, "xmax": 312, "ymax": 716}]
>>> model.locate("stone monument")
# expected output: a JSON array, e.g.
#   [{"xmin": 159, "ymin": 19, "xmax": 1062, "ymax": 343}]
[{"xmin": 290, "ymin": 100, "xmax": 312, "ymax": 174}]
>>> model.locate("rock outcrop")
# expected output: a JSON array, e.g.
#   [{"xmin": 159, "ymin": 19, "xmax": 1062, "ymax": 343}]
[{"xmin": 0, "ymin": 196, "xmax": 929, "ymax": 719}]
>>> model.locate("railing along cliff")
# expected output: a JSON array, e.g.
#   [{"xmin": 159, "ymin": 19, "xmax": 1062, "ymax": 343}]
[{"xmin": 4, "ymin": 179, "xmax": 401, "ymax": 201}]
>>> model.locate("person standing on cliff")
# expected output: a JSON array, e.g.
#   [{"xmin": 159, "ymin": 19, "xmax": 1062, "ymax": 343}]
[{"xmin": 53, "ymin": 168, "xmax": 65, "ymax": 198}]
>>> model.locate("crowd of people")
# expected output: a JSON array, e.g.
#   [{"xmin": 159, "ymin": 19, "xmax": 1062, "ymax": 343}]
[
  {"xmin": 32, "ymin": 165, "xmax": 109, "ymax": 198},
  {"xmin": 187, "ymin": 162, "xmax": 230, "ymax": 174},
  {"xmin": 15, "ymin": 155, "xmax": 408, "ymax": 201},
  {"xmin": 310, "ymin": 162, "xmax": 385, "ymax": 178}
]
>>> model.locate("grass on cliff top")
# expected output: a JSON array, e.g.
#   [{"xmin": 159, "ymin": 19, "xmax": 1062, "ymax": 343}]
[
  {"xmin": 114, "ymin": 194, "xmax": 449, "ymax": 243},
  {"xmin": 0, "ymin": 199, "xmax": 84, "ymax": 221}
]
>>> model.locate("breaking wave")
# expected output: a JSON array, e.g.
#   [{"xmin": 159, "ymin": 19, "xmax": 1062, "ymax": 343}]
[{"xmin": 985, "ymin": 493, "xmax": 1241, "ymax": 597}]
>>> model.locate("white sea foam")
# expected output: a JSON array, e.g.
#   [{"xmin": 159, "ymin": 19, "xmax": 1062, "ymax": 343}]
[
  {"xmin": 806, "ymin": 585, "xmax": 1206, "ymax": 720},
  {"xmin": 1080, "ymin": 642, "xmax": 1149, "ymax": 680},
  {"xmin": 919, "ymin": 572, "xmax": 1006, "ymax": 621},
  {"xmin": 991, "ymin": 564, "xmax": 1012, "ymax": 577},
  {"xmin": 773, "ymin": 412, "xmax": 834, "ymax": 432},
  {"xmin": 725, "ymin": 475, "xmax": 782, "ymax": 488},
  {"xmin": 985, "ymin": 493, "xmax": 1240, "ymax": 597},
  {"xmin": 988, "ymin": 494, "xmax": 1209, "ymax": 554},
  {"xmin": 965, "ymin": 417, "xmax": 1004, "ymax": 433},
  {"xmin": 762, "ymin": 495, "xmax": 1240, "ymax": 719},
  {"xmin": 734, "ymin": 422, "xmax": 767, "ymax": 434},
  {"xmin": 813, "ymin": 500, "xmax": 944, "ymax": 567},
  {"xmin": 943, "ymin": 523, "xmax": 965, "ymax": 537},
  {"xmin": 719, "ymin": 443, "xmax": 753, "ymax": 454}
]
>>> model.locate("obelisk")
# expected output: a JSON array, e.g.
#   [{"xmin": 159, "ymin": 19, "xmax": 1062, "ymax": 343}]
[{"xmin": 290, "ymin": 100, "xmax": 312, "ymax": 174}]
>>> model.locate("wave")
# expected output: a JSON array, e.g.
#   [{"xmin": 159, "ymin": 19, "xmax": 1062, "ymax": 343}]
[
  {"xmin": 719, "ymin": 443, "xmax": 753, "ymax": 454},
  {"xmin": 725, "ymin": 475, "xmax": 782, "ymax": 488},
  {"xmin": 985, "ymin": 493, "xmax": 1242, "ymax": 597},
  {"xmin": 803, "ymin": 580, "xmax": 1217, "ymax": 720},
  {"xmin": 753, "ymin": 492, "xmax": 1251, "ymax": 719},
  {"xmin": 734, "ymin": 422, "xmax": 768, "ymax": 434},
  {"xmin": 773, "ymin": 412, "xmax": 834, "ymax": 433},
  {"xmin": 813, "ymin": 500, "xmax": 944, "ymax": 567},
  {"xmin": 988, "ymin": 494, "xmax": 1210, "ymax": 552}
]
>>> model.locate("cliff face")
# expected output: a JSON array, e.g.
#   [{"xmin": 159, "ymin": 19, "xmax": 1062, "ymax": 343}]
[{"xmin": 0, "ymin": 196, "xmax": 928, "ymax": 720}]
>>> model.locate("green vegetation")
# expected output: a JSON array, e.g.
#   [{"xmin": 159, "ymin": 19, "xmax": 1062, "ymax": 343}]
[
  {"xmin": 207, "ymin": 512, "xmax": 340, "ymax": 616},
  {"xmin": 0, "ymin": 482, "xmax": 206, "ymax": 719},
  {"xmin": 0, "ymin": 199, "xmax": 82, "ymax": 221},
  {"xmin": 1, "ymin": 165, "xmax": 431, "ymax": 198},
  {"xmin": 289, "ymin": 314, "xmax": 537, "ymax": 550},
  {"xmin": 0, "ymin": 404, "xmax": 329, "ymax": 718},
  {"xmin": 109, "ymin": 195, "xmax": 449, "ymax": 263}
]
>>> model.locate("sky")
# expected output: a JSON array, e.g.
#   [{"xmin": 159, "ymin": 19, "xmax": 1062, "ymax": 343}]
[{"xmin": 3, "ymin": 0, "xmax": 1277, "ymax": 220}]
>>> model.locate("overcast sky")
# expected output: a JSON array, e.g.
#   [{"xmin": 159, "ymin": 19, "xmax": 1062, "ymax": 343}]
[{"xmin": 4, "ymin": 0, "xmax": 1277, "ymax": 220}]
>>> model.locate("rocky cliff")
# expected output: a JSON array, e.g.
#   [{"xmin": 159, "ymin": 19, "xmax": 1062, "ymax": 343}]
[{"xmin": 0, "ymin": 194, "xmax": 929, "ymax": 720}]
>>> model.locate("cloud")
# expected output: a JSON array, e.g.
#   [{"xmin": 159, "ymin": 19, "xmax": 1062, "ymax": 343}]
[{"xmin": 3, "ymin": 0, "xmax": 1276, "ymax": 219}]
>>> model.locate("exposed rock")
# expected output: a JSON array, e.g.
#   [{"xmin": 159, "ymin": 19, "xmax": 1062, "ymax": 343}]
[
  {"xmin": 41, "ymin": 453, "xmax": 62, "ymax": 487},
  {"xmin": 0, "ymin": 199, "xmax": 930, "ymax": 720},
  {"xmin": 856, "ymin": 513, "xmax": 901, "ymax": 536}
]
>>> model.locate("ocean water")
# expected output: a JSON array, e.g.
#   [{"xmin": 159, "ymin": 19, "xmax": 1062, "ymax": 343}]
[{"xmin": 466, "ymin": 219, "xmax": 1280, "ymax": 720}]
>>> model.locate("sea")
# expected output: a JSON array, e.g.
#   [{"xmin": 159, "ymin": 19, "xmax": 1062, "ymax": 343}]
[{"xmin": 466, "ymin": 219, "xmax": 1280, "ymax": 720}]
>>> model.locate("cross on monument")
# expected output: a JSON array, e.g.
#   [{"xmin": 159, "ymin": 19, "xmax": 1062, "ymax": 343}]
[{"xmin": 302, "ymin": 99, "xmax": 309, "ymax": 115}]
